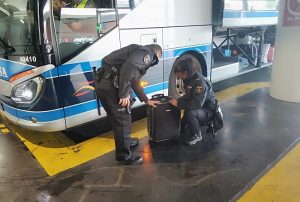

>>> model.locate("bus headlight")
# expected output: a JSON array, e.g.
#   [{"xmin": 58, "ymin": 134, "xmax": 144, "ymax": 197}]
[{"xmin": 11, "ymin": 77, "xmax": 45, "ymax": 104}]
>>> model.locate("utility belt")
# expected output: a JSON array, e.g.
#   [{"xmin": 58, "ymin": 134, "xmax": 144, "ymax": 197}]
[{"xmin": 96, "ymin": 65, "xmax": 119, "ymax": 89}]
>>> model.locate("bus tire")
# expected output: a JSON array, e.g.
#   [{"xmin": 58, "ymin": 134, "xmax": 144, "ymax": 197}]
[{"xmin": 168, "ymin": 53, "xmax": 203, "ymax": 99}]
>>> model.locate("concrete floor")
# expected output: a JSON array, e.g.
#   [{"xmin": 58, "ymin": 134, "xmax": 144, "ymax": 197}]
[{"xmin": 1, "ymin": 67, "xmax": 300, "ymax": 202}]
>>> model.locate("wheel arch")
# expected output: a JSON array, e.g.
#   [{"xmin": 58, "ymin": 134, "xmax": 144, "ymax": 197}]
[{"xmin": 168, "ymin": 51, "xmax": 208, "ymax": 98}]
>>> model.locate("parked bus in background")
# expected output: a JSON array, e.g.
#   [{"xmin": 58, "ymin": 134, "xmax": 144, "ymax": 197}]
[{"xmin": 0, "ymin": 0, "xmax": 278, "ymax": 132}]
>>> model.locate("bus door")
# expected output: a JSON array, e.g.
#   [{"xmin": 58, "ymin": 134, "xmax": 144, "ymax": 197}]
[
  {"xmin": 117, "ymin": 0, "xmax": 164, "ymax": 101},
  {"xmin": 53, "ymin": 0, "xmax": 121, "ymax": 129}
]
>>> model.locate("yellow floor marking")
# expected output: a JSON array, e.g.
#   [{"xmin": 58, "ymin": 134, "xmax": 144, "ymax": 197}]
[
  {"xmin": 0, "ymin": 123, "xmax": 10, "ymax": 135},
  {"xmin": 1, "ymin": 128, "xmax": 10, "ymax": 134},
  {"xmin": 216, "ymin": 82, "xmax": 270, "ymax": 104},
  {"xmin": 0, "ymin": 82, "xmax": 270, "ymax": 176},
  {"xmin": 238, "ymin": 142, "xmax": 300, "ymax": 202}
]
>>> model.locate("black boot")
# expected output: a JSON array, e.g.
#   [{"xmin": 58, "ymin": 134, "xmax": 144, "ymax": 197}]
[
  {"xmin": 116, "ymin": 154, "xmax": 143, "ymax": 165},
  {"xmin": 123, "ymin": 155, "xmax": 143, "ymax": 165},
  {"xmin": 185, "ymin": 131, "xmax": 202, "ymax": 145},
  {"xmin": 130, "ymin": 137, "xmax": 139, "ymax": 147}
]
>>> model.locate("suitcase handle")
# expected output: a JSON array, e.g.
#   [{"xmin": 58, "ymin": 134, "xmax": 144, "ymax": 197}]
[{"xmin": 151, "ymin": 94, "xmax": 165, "ymax": 99}]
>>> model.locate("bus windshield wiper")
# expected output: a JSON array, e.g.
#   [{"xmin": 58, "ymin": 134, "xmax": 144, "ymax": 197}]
[{"xmin": 0, "ymin": 36, "xmax": 15, "ymax": 54}]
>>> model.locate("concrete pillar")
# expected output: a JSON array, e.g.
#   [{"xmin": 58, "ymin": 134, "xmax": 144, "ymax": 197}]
[{"xmin": 270, "ymin": 0, "xmax": 300, "ymax": 102}]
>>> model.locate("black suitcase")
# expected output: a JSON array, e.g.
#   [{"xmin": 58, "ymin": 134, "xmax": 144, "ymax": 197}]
[{"xmin": 147, "ymin": 94, "xmax": 181, "ymax": 142}]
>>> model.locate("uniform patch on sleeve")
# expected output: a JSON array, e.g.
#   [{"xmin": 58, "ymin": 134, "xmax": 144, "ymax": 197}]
[
  {"xmin": 144, "ymin": 55, "xmax": 151, "ymax": 64},
  {"xmin": 195, "ymin": 85, "xmax": 204, "ymax": 94}
]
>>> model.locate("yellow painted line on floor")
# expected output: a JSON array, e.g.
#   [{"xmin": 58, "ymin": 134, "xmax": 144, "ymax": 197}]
[
  {"xmin": 11, "ymin": 119, "xmax": 147, "ymax": 176},
  {"xmin": 0, "ymin": 82, "xmax": 270, "ymax": 176},
  {"xmin": 238, "ymin": 141, "xmax": 300, "ymax": 202},
  {"xmin": 1, "ymin": 128, "xmax": 10, "ymax": 134},
  {"xmin": 0, "ymin": 123, "xmax": 10, "ymax": 135},
  {"xmin": 216, "ymin": 82, "xmax": 270, "ymax": 104}
]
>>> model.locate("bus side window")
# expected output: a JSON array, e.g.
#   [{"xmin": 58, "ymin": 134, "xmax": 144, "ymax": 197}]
[
  {"xmin": 53, "ymin": 0, "xmax": 117, "ymax": 62},
  {"xmin": 224, "ymin": 0, "xmax": 243, "ymax": 11},
  {"xmin": 246, "ymin": 0, "xmax": 278, "ymax": 11},
  {"xmin": 117, "ymin": 0, "xmax": 144, "ymax": 20}
]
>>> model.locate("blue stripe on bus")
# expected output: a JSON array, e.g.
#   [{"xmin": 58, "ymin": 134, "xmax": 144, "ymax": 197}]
[
  {"xmin": 3, "ymin": 104, "xmax": 18, "ymax": 117},
  {"xmin": 64, "ymin": 82, "xmax": 168, "ymax": 117},
  {"xmin": 58, "ymin": 60, "xmax": 102, "ymax": 77},
  {"xmin": 64, "ymin": 100, "xmax": 99, "ymax": 117},
  {"xmin": 0, "ymin": 59, "xmax": 33, "ymax": 81},
  {"xmin": 42, "ymin": 68, "xmax": 59, "ymax": 79},
  {"xmin": 3, "ymin": 81, "xmax": 168, "ymax": 122},
  {"xmin": 224, "ymin": 11, "xmax": 242, "ymax": 18},
  {"xmin": 58, "ymin": 45, "xmax": 211, "ymax": 77},
  {"xmin": 224, "ymin": 11, "xmax": 278, "ymax": 18},
  {"xmin": 17, "ymin": 109, "xmax": 65, "ymax": 122},
  {"xmin": 3, "ymin": 103, "xmax": 65, "ymax": 122},
  {"xmin": 243, "ymin": 11, "xmax": 278, "ymax": 18},
  {"xmin": 143, "ymin": 82, "xmax": 167, "ymax": 94}
]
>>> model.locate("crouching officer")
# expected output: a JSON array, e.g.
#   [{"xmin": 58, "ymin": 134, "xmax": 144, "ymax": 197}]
[
  {"xmin": 168, "ymin": 58, "xmax": 216, "ymax": 145},
  {"xmin": 95, "ymin": 44, "xmax": 162, "ymax": 165}
]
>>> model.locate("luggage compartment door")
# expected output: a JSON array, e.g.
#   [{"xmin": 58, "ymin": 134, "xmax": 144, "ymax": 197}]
[{"xmin": 119, "ymin": 28, "xmax": 165, "ymax": 104}]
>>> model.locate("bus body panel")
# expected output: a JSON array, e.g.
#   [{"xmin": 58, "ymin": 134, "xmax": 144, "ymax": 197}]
[
  {"xmin": 162, "ymin": 26, "xmax": 212, "ymax": 50},
  {"xmin": 0, "ymin": 102, "xmax": 18, "ymax": 124},
  {"xmin": 65, "ymin": 27, "xmax": 121, "ymax": 65},
  {"xmin": 162, "ymin": 26, "xmax": 213, "ymax": 84},
  {"xmin": 0, "ymin": 58, "xmax": 34, "ymax": 82},
  {"xmin": 223, "ymin": 11, "xmax": 278, "ymax": 27},
  {"xmin": 60, "ymin": 70, "xmax": 101, "ymax": 129},
  {"xmin": 119, "ymin": 28, "xmax": 164, "ymax": 86},
  {"xmin": 118, "ymin": 0, "xmax": 212, "ymax": 29},
  {"xmin": 0, "ymin": 79, "xmax": 11, "ymax": 97},
  {"xmin": 60, "ymin": 28, "xmax": 121, "ymax": 129}
]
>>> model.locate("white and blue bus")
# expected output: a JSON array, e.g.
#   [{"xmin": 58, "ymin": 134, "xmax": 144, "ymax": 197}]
[{"xmin": 0, "ymin": 0, "xmax": 278, "ymax": 132}]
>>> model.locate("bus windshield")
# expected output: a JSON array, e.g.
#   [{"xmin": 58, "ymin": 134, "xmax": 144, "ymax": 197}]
[{"xmin": 0, "ymin": 0, "xmax": 39, "ymax": 54}]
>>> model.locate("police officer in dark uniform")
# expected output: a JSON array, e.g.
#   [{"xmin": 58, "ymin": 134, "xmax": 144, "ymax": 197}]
[
  {"xmin": 168, "ymin": 58, "xmax": 216, "ymax": 145},
  {"xmin": 96, "ymin": 44, "xmax": 162, "ymax": 165}
]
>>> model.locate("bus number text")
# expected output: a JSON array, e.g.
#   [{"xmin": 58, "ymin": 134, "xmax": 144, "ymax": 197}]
[{"xmin": 20, "ymin": 56, "xmax": 37, "ymax": 63}]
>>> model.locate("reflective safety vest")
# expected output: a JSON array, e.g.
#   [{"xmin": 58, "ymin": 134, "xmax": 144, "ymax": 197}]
[{"xmin": 75, "ymin": 0, "xmax": 88, "ymax": 8}]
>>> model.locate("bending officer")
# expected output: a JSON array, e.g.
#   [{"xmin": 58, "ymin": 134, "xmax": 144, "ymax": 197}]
[{"xmin": 96, "ymin": 44, "xmax": 162, "ymax": 165}]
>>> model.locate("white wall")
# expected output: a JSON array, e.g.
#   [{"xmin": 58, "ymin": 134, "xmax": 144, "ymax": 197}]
[{"xmin": 270, "ymin": 0, "xmax": 300, "ymax": 102}]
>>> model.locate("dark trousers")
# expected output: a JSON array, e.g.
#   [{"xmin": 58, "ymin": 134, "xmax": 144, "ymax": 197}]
[
  {"xmin": 181, "ymin": 108, "xmax": 213, "ymax": 135},
  {"xmin": 97, "ymin": 85, "xmax": 132, "ymax": 160}
]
